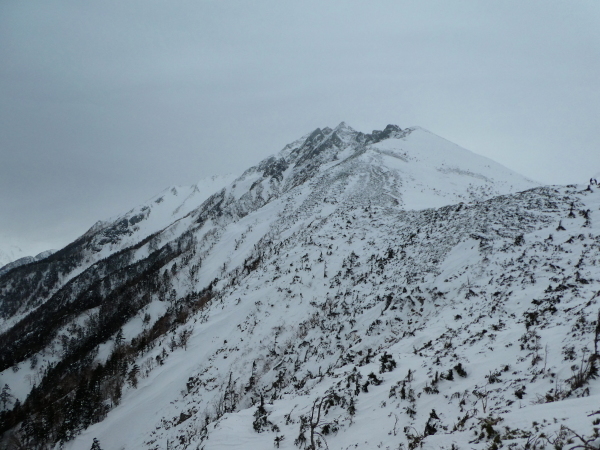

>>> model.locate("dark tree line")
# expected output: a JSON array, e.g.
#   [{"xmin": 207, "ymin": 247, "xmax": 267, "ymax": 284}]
[{"xmin": 0, "ymin": 281, "xmax": 216, "ymax": 448}]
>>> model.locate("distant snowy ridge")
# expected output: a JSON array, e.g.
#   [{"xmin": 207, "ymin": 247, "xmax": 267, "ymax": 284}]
[
  {"xmin": 81, "ymin": 173, "xmax": 237, "ymax": 256},
  {"xmin": 0, "ymin": 248, "xmax": 56, "ymax": 276}
]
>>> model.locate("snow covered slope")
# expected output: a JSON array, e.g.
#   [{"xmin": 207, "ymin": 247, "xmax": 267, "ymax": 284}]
[
  {"xmin": 57, "ymin": 183, "xmax": 600, "ymax": 450},
  {"xmin": 1, "ymin": 124, "xmax": 599, "ymax": 450},
  {"xmin": 368, "ymin": 126, "xmax": 538, "ymax": 208}
]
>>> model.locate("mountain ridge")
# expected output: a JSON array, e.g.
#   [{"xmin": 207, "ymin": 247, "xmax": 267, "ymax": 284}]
[
  {"xmin": 0, "ymin": 124, "xmax": 598, "ymax": 450},
  {"xmin": 0, "ymin": 250, "xmax": 56, "ymax": 277}
]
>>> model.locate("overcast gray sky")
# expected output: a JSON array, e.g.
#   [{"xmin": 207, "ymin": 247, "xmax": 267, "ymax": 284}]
[{"xmin": 1, "ymin": 0, "xmax": 599, "ymax": 255}]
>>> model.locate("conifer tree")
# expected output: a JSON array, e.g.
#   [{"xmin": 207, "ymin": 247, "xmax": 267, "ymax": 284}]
[
  {"xmin": 253, "ymin": 395, "xmax": 272, "ymax": 433},
  {"xmin": 0, "ymin": 384, "xmax": 12, "ymax": 409},
  {"xmin": 128, "ymin": 364, "xmax": 140, "ymax": 388},
  {"xmin": 114, "ymin": 328, "xmax": 124, "ymax": 348}
]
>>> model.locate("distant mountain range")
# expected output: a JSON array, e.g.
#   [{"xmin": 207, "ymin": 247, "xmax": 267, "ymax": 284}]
[{"xmin": 0, "ymin": 249, "xmax": 56, "ymax": 277}]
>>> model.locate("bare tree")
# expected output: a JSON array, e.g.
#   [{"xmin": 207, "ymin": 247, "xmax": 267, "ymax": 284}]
[
  {"xmin": 178, "ymin": 328, "xmax": 192, "ymax": 350},
  {"xmin": 594, "ymin": 308, "xmax": 600, "ymax": 356},
  {"xmin": 303, "ymin": 395, "xmax": 337, "ymax": 450},
  {"xmin": 472, "ymin": 384, "xmax": 489, "ymax": 414},
  {"xmin": 560, "ymin": 425, "xmax": 600, "ymax": 450}
]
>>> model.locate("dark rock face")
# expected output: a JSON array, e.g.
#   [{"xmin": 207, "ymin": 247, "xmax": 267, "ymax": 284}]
[
  {"xmin": 258, "ymin": 156, "xmax": 289, "ymax": 182},
  {"xmin": 364, "ymin": 124, "xmax": 405, "ymax": 144}
]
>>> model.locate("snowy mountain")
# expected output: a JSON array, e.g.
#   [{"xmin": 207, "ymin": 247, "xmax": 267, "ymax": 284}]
[
  {"xmin": 0, "ymin": 174, "xmax": 235, "ymax": 333},
  {"xmin": 1, "ymin": 124, "xmax": 599, "ymax": 450},
  {"xmin": 81, "ymin": 174, "xmax": 237, "ymax": 259},
  {"xmin": 0, "ymin": 250, "xmax": 56, "ymax": 277}
]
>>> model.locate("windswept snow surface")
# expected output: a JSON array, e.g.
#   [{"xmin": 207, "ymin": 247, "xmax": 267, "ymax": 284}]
[
  {"xmin": 369, "ymin": 127, "xmax": 539, "ymax": 209},
  {"xmin": 2, "ymin": 124, "xmax": 599, "ymax": 450}
]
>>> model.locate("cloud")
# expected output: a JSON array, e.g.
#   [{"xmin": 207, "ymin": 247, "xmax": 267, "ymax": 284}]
[{"xmin": 1, "ymin": 0, "xmax": 599, "ymax": 253}]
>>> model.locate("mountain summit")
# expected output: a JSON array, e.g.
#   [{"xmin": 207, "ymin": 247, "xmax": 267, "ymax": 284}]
[{"xmin": 0, "ymin": 125, "xmax": 598, "ymax": 450}]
